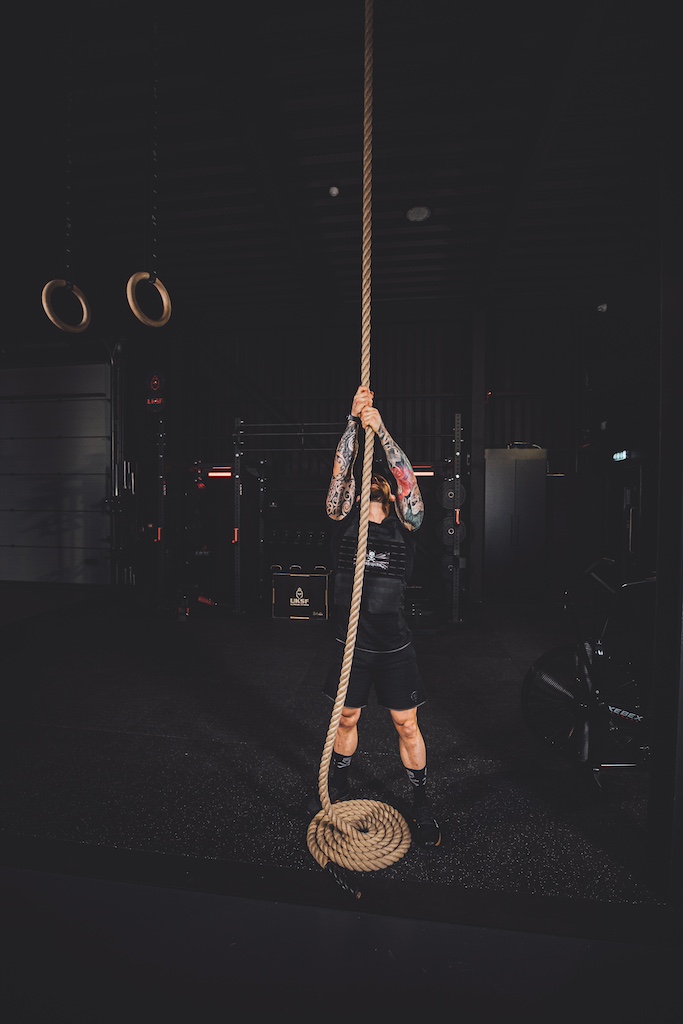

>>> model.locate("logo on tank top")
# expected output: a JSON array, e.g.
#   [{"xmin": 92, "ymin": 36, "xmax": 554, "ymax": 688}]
[{"xmin": 365, "ymin": 548, "xmax": 390, "ymax": 570}]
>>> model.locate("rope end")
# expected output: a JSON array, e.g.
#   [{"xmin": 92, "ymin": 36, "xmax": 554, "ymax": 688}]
[{"xmin": 326, "ymin": 862, "xmax": 362, "ymax": 900}]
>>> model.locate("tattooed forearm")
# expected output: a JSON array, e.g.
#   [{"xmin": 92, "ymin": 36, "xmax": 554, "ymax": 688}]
[
  {"xmin": 326, "ymin": 419, "xmax": 358, "ymax": 519},
  {"xmin": 326, "ymin": 476, "xmax": 356, "ymax": 519},
  {"xmin": 377, "ymin": 422, "xmax": 424, "ymax": 530},
  {"xmin": 376, "ymin": 422, "xmax": 406, "ymax": 476}
]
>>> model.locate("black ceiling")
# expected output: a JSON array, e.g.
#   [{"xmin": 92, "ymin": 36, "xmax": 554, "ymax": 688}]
[{"xmin": 17, "ymin": 1, "xmax": 665, "ymax": 338}]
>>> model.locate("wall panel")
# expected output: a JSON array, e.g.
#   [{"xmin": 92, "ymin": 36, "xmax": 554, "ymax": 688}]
[{"xmin": 0, "ymin": 364, "xmax": 112, "ymax": 585}]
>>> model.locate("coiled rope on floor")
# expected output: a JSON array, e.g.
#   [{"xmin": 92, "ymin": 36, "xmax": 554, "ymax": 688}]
[{"xmin": 307, "ymin": 0, "xmax": 412, "ymax": 881}]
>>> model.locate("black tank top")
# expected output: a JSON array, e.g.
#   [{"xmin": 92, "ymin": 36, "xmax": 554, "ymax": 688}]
[{"xmin": 330, "ymin": 506, "xmax": 416, "ymax": 652}]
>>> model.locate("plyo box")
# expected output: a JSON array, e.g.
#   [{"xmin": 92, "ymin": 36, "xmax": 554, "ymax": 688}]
[{"xmin": 272, "ymin": 572, "xmax": 329, "ymax": 620}]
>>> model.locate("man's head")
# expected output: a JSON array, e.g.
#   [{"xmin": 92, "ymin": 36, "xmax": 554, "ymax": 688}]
[{"xmin": 370, "ymin": 474, "xmax": 394, "ymax": 517}]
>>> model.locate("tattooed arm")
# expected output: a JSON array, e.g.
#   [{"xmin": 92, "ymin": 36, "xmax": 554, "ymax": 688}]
[
  {"xmin": 360, "ymin": 405, "xmax": 424, "ymax": 531},
  {"xmin": 326, "ymin": 386, "xmax": 373, "ymax": 520}
]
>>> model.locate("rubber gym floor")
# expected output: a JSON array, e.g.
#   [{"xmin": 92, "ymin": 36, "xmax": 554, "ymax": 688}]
[{"xmin": 0, "ymin": 581, "xmax": 680, "ymax": 1021}]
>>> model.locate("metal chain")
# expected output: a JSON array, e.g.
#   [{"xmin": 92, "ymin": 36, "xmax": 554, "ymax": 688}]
[
  {"xmin": 148, "ymin": 18, "xmax": 159, "ymax": 281},
  {"xmin": 63, "ymin": 28, "xmax": 73, "ymax": 285}
]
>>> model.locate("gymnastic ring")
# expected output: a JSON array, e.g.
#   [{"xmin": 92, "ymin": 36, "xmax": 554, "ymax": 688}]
[
  {"xmin": 41, "ymin": 279, "xmax": 91, "ymax": 334},
  {"xmin": 126, "ymin": 271, "xmax": 172, "ymax": 327}
]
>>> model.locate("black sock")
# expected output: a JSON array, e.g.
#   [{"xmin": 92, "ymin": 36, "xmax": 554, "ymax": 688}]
[
  {"xmin": 331, "ymin": 752, "xmax": 353, "ymax": 793},
  {"xmin": 405, "ymin": 765, "xmax": 428, "ymax": 806}
]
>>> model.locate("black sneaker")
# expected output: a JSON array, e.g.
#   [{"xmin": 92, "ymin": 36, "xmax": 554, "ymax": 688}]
[
  {"xmin": 306, "ymin": 783, "xmax": 351, "ymax": 815},
  {"xmin": 412, "ymin": 802, "xmax": 442, "ymax": 847}
]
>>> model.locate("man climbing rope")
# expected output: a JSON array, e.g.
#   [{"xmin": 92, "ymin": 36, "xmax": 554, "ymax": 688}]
[{"xmin": 309, "ymin": 385, "xmax": 441, "ymax": 848}]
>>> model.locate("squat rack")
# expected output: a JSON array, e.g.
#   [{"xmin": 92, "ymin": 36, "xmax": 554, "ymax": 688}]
[
  {"xmin": 232, "ymin": 418, "xmax": 342, "ymax": 614},
  {"xmin": 231, "ymin": 414, "xmax": 467, "ymax": 621}
]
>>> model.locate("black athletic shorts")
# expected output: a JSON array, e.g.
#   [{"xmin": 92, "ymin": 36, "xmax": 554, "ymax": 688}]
[{"xmin": 323, "ymin": 642, "xmax": 426, "ymax": 711}]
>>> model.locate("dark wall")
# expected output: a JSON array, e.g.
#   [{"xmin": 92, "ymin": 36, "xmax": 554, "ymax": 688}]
[{"xmin": 4, "ymin": 289, "xmax": 659, "ymax": 611}]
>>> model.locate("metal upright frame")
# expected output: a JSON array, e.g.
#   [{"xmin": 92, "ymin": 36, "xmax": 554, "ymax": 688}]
[
  {"xmin": 231, "ymin": 416, "xmax": 468, "ymax": 619},
  {"xmin": 450, "ymin": 411, "xmax": 465, "ymax": 623},
  {"xmin": 232, "ymin": 418, "xmax": 339, "ymax": 613}
]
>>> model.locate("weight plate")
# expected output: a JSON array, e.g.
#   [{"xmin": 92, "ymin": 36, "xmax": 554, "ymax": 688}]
[
  {"xmin": 438, "ymin": 480, "xmax": 466, "ymax": 509},
  {"xmin": 437, "ymin": 516, "xmax": 466, "ymax": 546}
]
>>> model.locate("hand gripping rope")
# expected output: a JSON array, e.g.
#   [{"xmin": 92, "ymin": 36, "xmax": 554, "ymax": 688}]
[{"xmin": 306, "ymin": 0, "xmax": 412, "ymax": 892}]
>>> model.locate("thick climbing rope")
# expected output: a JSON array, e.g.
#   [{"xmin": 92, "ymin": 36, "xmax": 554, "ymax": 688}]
[{"xmin": 306, "ymin": 0, "xmax": 412, "ymax": 882}]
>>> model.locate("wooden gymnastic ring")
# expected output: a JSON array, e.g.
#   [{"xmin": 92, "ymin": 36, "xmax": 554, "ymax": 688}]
[
  {"xmin": 126, "ymin": 271, "xmax": 172, "ymax": 327},
  {"xmin": 41, "ymin": 279, "xmax": 91, "ymax": 334}
]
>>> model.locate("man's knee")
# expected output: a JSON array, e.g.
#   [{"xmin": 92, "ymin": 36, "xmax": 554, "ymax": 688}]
[
  {"xmin": 339, "ymin": 707, "xmax": 362, "ymax": 730},
  {"xmin": 391, "ymin": 709, "xmax": 419, "ymax": 741}
]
